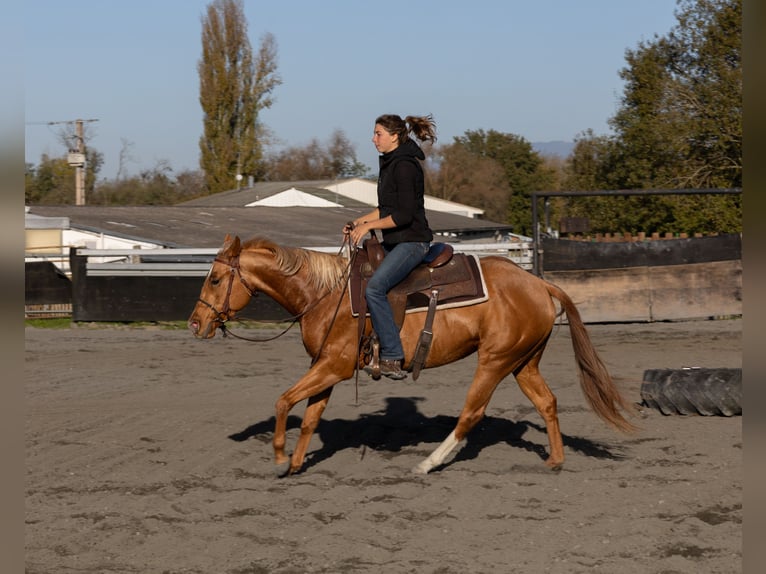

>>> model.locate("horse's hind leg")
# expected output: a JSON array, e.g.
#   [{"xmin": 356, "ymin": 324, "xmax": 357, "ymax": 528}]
[
  {"xmin": 514, "ymin": 354, "xmax": 564, "ymax": 469},
  {"xmin": 414, "ymin": 357, "xmax": 509, "ymax": 474}
]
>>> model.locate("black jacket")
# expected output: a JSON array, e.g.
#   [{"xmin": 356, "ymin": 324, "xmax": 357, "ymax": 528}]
[{"xmin": 377, "ymin": 139, "xmax": 433, "ymax": 246}]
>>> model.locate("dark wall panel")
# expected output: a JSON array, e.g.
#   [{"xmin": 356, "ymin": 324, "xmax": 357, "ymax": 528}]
[
  {"xmin": 70, "ymin": 275, "xmax": 290, "ymax": 322},
  {"xmin": 541, "ymin": 233, "xmax": 741, "ymax": 271},
  {"xmin": 25, "ymin": 262, "xmax": 72, "ymax": 305},
  {"xmin": 68, "ymin": 253, "xmax": 290, "ymax": 322}
]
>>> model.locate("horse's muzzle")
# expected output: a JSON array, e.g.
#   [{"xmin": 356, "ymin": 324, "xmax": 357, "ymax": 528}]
[{"xmin": 188, "ymin": 318, "xmax": 216, "ymax": 339}]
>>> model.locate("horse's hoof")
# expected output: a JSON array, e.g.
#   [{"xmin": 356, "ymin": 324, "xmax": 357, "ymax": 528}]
[
  {"xmin": 412, "ymin": 462, "xmax": 431, "ymax": 475},
  {"xmin": 274, "ymin": 460, "xmax": 291, "ymax": 478},
  {"xmin": 545, "ymin": 459, "xmax": 564, "ymax": 471}
]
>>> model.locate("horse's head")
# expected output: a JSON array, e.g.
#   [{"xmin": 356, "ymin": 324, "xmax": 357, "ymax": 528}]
[{"xmin": 188, "ymin": 234, "xmax": 254, "ymax": 338}]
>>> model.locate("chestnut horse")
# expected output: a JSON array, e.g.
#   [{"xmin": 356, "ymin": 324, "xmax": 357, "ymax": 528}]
[{"xmin": 188, "ymin": 234, "xmax": 635, "ymax": 475}]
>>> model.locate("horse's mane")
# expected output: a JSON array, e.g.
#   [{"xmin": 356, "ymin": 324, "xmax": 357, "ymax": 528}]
[{"xmin": 241, "ymin": 236, "xmax": 347, "ymax": 292}]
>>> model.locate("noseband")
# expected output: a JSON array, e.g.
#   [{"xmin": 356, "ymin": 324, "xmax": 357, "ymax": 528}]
[{"xmin": 197, "ymin": 255, "xmax": 256, "ymax": 326}]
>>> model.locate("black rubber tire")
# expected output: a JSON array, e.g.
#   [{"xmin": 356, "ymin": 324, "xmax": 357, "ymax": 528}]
[{"xmin": 640, "ymin": 368, "xmax": 742, "ymax": 416}]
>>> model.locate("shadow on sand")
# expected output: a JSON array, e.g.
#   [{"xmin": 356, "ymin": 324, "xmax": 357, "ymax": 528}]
[{"xmin": 229, "ymin": 396, "xmax": 626, "ymax": 474}]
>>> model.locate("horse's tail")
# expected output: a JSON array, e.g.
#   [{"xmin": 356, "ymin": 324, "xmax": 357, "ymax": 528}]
[{"xmin": 545, "ymin": 282, "xmax": 637, "ymax": 433}]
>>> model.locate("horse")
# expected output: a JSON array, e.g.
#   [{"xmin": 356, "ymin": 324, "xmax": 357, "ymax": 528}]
[{"xmin": 188, "ymin": 234, "xmax": 636, "ymax": 475}]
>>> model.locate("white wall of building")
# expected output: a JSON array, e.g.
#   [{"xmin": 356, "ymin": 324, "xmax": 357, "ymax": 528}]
[{"xmin": 321, "ymin": 178, "xmax": 485, "ymax": 218}]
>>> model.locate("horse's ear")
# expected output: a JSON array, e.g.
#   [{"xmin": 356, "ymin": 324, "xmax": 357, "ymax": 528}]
[{"xmin": 219, "ymin": 234, "xmax": 242, "ymax": 257}]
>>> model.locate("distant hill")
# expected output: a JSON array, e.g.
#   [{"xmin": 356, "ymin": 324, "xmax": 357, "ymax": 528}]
[{"xmin": 532, "ymin": 141, "xmax": 575, "ymax": 158}]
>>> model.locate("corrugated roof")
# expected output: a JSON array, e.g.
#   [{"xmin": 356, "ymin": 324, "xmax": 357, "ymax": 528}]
[
  {"xmin": 179, "ymin": 180, "xmax": 371, "ymax": 208},
  {"xmin": 27, "ymin": 205, "xmax": 512, "ymax": 249},
  {"xmin": 177, "ymin": 178, "xmax": 483, "ymax": 216}
]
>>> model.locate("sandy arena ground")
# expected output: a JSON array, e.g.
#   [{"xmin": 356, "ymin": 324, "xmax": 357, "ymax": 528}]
[{"xmin": 25, "ymin": 318, "xmax": 742, "ymax": 573}]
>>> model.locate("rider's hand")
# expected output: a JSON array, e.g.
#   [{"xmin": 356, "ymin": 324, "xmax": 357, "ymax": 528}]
[{"xmin": 349, "ymin": 222, "xmax": 368, "ymax": 246}]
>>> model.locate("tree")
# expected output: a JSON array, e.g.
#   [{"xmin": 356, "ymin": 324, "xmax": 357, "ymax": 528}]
[
  {"xmin": 610, "ymin": 0, "xmax": 741, "ymax": 189},
  {"xmin": 88, "ymin": 166, "xmax": 206, "ymax": 206},
  {"xmin": 326, "ymin": 130, "xmax": 369, "ymax": 179},
  {"xmin": 427, "ymin": 142, "xmax": 510, "ymax": 223},
  {"xmin": 557, "ymin": 0, "xmax": 741, "ymax": 235},
  {"xmin": 198, "ymin": 0, "xmax": 281, "ymax": 194},
  {"xmin": 264, "ymin": 129, "xmax": 369, "ymax": 181},
  {"xmin": 559, "ymin": 130, "xmax": 639, "ymax": 233},
  {"xmin": 563, "ymin": 130, "xmax": 618, "ymax": 192},
  {"xmin": 25, "ymin": 156, "xmax": 72, "ymax": 204},
  {"xmin": 25, "ymin": 149, "xmax": 103, "ymax": 205},
  {"xmin": 443, "ymin": 129, "xmax": 553, "ymax": 234},
  {"xmin": 116, "ymin": 138, "xmax": 137, "ymax": 180}
]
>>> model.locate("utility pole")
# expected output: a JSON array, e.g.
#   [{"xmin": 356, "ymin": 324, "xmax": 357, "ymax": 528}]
[
  {"xmin": 67, "ymin": 119, "xmax": 98, "ymax": 205},
  {"xmin": 73, "ymin": 120, "xmax": 86, "ymax": 205}
]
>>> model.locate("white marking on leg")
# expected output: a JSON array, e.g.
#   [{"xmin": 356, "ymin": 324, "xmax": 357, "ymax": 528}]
[{"xmin": 413, "ymin": 430, "xmax": 461, "ymax": 474}]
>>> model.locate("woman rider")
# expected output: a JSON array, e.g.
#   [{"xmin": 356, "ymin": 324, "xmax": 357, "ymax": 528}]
[{"xmin": 344, "ymin": 114, "xmax": 437, "ymax": 380}]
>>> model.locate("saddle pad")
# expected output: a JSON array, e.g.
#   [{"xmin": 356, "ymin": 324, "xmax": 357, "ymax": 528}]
[{"xmin": 348, "ymin": 253, "xmax": 489, "ymax": 317}]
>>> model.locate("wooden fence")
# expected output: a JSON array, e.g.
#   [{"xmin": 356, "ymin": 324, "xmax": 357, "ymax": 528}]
[{"xmin": 540, "ymin": 234, "xmax": 742, "ymax": 322}]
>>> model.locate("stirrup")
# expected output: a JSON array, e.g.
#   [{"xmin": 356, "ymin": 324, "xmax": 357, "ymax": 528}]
[{"xmin": 364, "ymin": 335, "xmax": 381, "ymax": 380}]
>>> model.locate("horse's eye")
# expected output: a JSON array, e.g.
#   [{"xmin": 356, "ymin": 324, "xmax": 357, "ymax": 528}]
[{"xmin": 210, "ymin": 277, "xmax": 221, "ymax": 286}]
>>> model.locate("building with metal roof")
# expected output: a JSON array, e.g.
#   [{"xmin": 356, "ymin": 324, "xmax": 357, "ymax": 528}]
[
  {"xmin": 179, "ymin": 177, "xmax": 486, "ymax": 218},
  {"xmin": 25, "ymin": 204, "xmax": 511, "ymax": 250}
]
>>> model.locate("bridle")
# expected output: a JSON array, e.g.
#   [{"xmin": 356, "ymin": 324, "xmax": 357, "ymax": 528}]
[
  {"xmin": 196, "ymin": 254, "xmax": 300, "ymax": 342},
  {"xmin": 197, "ymin": 239, "xmax": 358, "ymax": 348},
  {"xmin": 196, "ymin": 254, "xmax": 256, "ymax": 327}
]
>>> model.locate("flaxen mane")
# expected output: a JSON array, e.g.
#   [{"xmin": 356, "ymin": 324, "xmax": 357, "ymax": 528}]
[{"xmin": 242, "ymin": 236, "xmax": 347, "ymax": 292}]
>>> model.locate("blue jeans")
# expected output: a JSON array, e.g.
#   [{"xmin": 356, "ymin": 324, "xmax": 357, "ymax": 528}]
[{"xmin": 365, "ymin": 241, "xmax": 430, "ymax": 361}]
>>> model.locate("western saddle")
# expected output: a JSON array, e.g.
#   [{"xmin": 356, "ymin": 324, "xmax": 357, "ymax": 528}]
[{"xmin": 349, "ymin": 232, "xmax": 486, "ymax": 380}]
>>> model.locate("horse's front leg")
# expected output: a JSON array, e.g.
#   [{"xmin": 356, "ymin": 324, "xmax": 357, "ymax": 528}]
[
  {"xmin": 272, "ymin": 361, "xmax": 344, "ymax": 474},
  {"xmin": 287, "ymin": 386, "xmax": 333, "ymax": 474}
]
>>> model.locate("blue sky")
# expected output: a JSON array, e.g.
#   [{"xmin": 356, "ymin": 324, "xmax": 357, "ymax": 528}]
[{"xmin": 24, "ymin": 0, "xmax": 680, "ymax": 180}]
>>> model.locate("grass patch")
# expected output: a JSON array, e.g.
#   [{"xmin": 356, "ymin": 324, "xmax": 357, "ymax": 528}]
[{"xmin": 25, "ymin": 317, "xmax": 73, "ymax": 329}]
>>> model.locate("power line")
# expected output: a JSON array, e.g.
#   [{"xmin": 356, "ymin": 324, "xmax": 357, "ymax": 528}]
[{"xmin": 26, "ymin": 118, "xmax": 99, "ymax": 126}]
